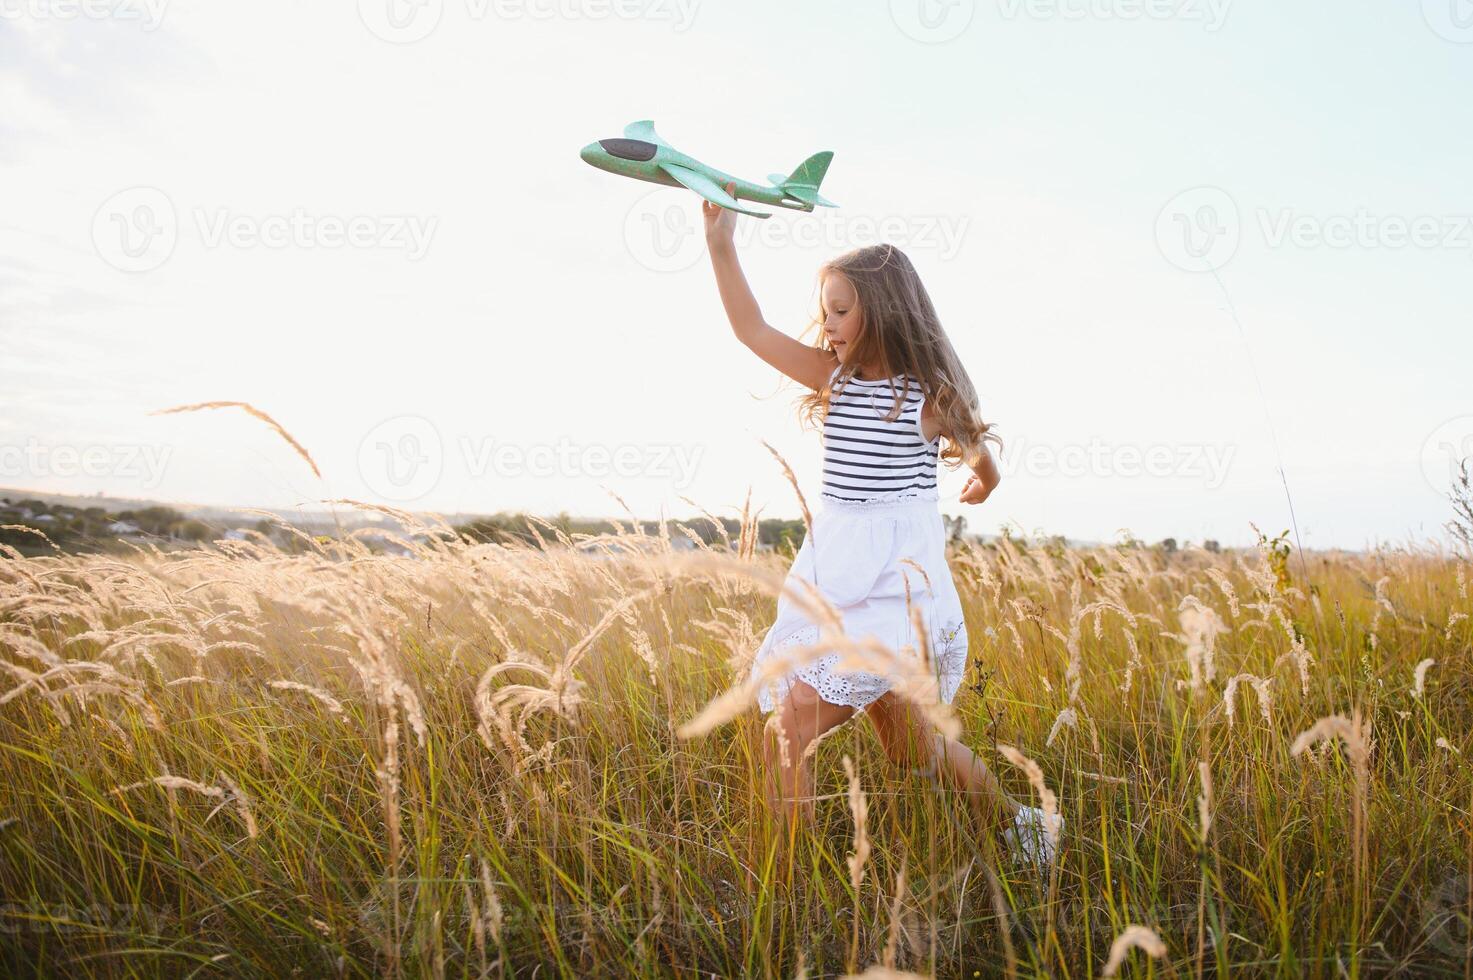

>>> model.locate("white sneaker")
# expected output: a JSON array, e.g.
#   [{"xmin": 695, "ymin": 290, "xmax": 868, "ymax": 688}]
[{"xmin": 1004, "ymin": 805, "xmax": 1061, "ymax": 868}]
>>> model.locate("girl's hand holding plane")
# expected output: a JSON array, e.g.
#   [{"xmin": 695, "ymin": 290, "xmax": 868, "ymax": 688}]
[{"xmin": 703, "ymin": 181, "xmax": 739, "ymax": 248}]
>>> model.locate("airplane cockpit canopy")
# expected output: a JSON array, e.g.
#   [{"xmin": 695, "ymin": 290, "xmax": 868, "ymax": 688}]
[{"xmin": 598, "ymin": 138, "xmax": 658, "ymax": 162}]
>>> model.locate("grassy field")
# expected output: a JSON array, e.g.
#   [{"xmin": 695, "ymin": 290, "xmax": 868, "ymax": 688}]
[{"xmin": 1, "ymin": 506, "xmax": 1469, "ymax": 978}]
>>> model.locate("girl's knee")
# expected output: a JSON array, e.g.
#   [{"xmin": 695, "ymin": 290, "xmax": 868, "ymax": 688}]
[
  {"xmin": 869, "ymin": 701, "xmax": 934, "ymax": 769},
  {"xmin": 772, "ymin": 683, "xmax": 852, "ymax": 753},
  {"xmin": 765, "ymin": 711, "xmax": 814, "ymax": 770}
]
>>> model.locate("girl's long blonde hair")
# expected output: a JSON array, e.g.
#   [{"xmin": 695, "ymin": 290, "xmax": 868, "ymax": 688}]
[{"xmin": 797, "ymin": 243, "xmax": 1001, "ymax": 469}]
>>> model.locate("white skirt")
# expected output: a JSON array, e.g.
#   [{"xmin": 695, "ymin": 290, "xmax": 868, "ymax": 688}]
[{"xmin": 748, "ymin": 493, "xmax": 970, "ymax": 714}]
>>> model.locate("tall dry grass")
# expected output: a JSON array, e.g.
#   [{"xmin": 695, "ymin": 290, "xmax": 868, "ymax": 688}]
[{"xmin": 0, "ymin": 504, "xmax": 1470, "ymax": 977}]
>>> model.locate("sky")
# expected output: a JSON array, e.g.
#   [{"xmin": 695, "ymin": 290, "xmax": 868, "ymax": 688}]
[{"xmin": 2, "ymin": 0, "xmax": 1471, "ymax": 549}]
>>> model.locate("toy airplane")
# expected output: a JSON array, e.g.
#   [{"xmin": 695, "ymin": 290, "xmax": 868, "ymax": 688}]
[{"xmin": 579, "ymin": 120, "xmax": 838, "ymax": 219}]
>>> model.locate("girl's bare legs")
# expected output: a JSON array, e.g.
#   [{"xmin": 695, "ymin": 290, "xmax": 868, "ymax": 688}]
[
  {"xmin": 864, "ymin": 690, "xmax": 1022, "ymax": 828},
  {"xmin": 763, "ymin": 679, "xmax": 856, "ymax": 834}
]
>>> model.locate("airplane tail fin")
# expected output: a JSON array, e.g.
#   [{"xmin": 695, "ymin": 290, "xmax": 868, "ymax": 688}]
[{"xmin": 767, "ymin": 150, "xmax": 837, "ymax": 207}]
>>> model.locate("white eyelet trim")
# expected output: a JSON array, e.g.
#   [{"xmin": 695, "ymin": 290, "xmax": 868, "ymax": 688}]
[{"xmin": 755, "ymin": 617, "xmax": 971, "ymax": 713}]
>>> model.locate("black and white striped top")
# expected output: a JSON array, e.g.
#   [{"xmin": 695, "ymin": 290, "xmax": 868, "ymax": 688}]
[{"xmin": 820, "ymin": 366, "xmax": 940, "ymax": 503}]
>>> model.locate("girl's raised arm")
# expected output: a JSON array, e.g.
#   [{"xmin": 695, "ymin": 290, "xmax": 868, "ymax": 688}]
[{"xmin": 703, "ymin": 183, "xmax": 835, "ymax": 392}]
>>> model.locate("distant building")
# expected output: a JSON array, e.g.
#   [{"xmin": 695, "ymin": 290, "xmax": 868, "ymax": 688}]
[{"xmin": 109, "ymin": 521, "xmax": 141, "ymax": 535}]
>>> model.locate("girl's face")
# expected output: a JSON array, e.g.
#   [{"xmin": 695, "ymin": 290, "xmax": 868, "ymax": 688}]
[{"xmin": 821, "ymin": 274, "xmax": 863, "ymax": 364}]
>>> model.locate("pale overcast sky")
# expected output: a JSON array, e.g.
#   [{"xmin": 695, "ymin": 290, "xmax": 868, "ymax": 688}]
[{"xmin": 2, "ymin": 1, "xmax": 1471, "ymax": 548}]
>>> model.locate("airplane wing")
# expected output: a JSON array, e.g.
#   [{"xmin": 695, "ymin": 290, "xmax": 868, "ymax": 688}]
[
  {"xmin": 623, "ymin": 119, "xmax": 673, "ymax": 148},
  {"xmin": 658, "ymin": 163, "xmax": 772, "ymax": 218}
]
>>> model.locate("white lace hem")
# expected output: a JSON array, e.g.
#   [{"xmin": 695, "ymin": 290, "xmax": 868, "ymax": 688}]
[
  {"xmin": 754, "ymin": 618, "xmax": 970, "ymax": 714},
  {"xmin": 819, "ymin": 487, "xmax": 940, "ymax": 507}
]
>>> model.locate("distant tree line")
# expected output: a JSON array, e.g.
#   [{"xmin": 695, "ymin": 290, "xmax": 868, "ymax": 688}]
[
  {"xmin": 453, "ymin": 511, "xmax": 810, "ymax": 553},
  {"xmin": 1, "ymin": 494, "xmax": 1228, "ymax": 562},
  {"xmin": 0, "ymin": 498, "xmax": 213, "ymax": 556}
]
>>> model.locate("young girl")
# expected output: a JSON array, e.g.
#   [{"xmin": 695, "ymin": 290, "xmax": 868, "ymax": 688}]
[{"xmin": 702, "ymin": 186, "xmax": 1059, "ymax": 866}]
